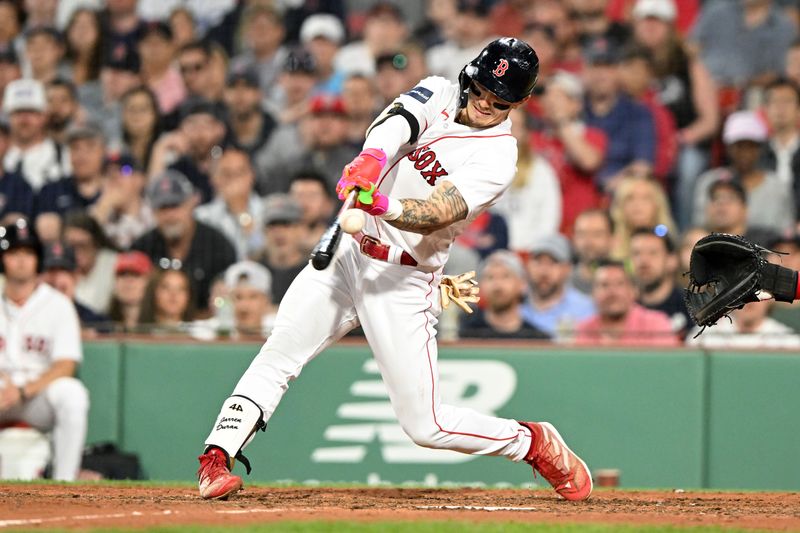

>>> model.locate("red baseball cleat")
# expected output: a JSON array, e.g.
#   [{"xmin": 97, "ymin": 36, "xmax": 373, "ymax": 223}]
[
  {"xmin": 197, "ymin": 447, "xmax": 243, "ymax": 500},
  {"xmin": 520, "ymin": 421, "xmax": 592, "ymax": 501}
]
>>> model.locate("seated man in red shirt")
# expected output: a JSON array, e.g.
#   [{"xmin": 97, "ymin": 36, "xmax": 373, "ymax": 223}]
[{"xmin": 575, "ymin": 259, "xmax": 680, "ymax": 346}]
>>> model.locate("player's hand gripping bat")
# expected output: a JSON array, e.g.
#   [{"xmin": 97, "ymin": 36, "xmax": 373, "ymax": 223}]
[{"xmin": 310, "ymin": 190, "xmax": 357, "ymax": 270}]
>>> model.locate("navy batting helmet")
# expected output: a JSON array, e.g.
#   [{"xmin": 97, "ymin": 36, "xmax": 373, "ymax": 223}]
[
  {"xmin": 458, "ymin": 37, "xmax": 539, "ymax": 108},
  {"xmin": 0, "ymin": 218, "xmax": 43, "ymax": 272}
]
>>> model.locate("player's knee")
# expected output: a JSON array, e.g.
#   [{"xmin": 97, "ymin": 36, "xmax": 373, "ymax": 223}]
[
  {"xmin": 46, "ymin": 377, "xmax": 89, "ymax": 414},
  {"xmin": 401, "ymin": 423, "xmax": 442, "ymax": 449}
]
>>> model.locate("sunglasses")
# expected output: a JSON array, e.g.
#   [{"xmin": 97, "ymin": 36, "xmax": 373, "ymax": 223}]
[{"xmin": 470, "ymin": 83, "xmax": 511, "ymax": 111}]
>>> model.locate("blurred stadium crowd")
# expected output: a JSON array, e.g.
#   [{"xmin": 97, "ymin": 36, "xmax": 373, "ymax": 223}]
[{"xmin": 0, "ymin": 0, "xmax": 798, "ymax": 347}]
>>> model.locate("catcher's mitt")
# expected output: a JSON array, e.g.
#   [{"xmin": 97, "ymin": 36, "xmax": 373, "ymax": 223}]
[{"xmin": 684, "ymin": 233, "xmax": 797, "ymax": 330}]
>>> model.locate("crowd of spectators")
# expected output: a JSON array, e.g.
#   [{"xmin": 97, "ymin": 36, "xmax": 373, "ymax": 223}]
[{"xmin": 0, "ymin": 0, "xmax": 798, "ymax": 348}]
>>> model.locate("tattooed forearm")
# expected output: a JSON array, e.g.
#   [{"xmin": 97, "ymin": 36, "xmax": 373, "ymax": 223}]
[{"xmin": 387, "ymin": 181, "xmax": 468, "ymax": 235}]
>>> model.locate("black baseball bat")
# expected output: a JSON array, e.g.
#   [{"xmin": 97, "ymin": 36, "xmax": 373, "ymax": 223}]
[{"xmin": 310, "ymin": 191, "xmax": 357, "ymax": 270}]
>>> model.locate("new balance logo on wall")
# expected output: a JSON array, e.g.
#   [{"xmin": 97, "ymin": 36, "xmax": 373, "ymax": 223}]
[{"xmin": 311, "ymin": 360, "xmax": 517, "ymax": 464}]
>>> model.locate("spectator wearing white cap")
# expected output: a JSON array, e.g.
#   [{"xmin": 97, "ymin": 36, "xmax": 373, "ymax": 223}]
[
  {"xmin": 693, "ymin": 111, "xmax": 795, "ymax": 233},
  {"xmin": 300, "ymin": 14, "xmax": 346, "ymax": 95},
  {"xmin": 520, "ymin": 234, "xmax": 595, "ymax": 340},
  {"xmin": 192, "ymin": 260, "xmax": 276, "ymax": 341},
  {"xmin": 3, "ymin": 78, "xmax": 64, "ymax": 191},
  {"xmin": 226, "ymin": 261, "xmax": 275, "ymax": 338}
]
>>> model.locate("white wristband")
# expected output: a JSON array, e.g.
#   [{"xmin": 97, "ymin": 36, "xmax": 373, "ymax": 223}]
[{"xmin": 379, "ymin": 197, "xmax": 403, "ymax": 221}]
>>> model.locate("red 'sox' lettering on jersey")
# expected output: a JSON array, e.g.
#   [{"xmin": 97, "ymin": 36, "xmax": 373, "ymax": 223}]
[
  {"xmin": 493, "ymin": 59, "xmax": 509, "ymax": 77},
  {"xmin": 407, "ymin": 147, "xmax": 449, "ymax": 186}
]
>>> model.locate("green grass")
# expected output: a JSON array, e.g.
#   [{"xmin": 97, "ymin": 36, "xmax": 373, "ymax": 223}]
[{"xmin": 3, "ymin": 523, "xmax": 780, "ymax": 533}]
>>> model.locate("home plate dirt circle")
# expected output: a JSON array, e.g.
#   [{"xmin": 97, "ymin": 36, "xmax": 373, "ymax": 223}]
[{"xmin": 1, "ymin": 484, "xmax": 799, "ymax": 530}]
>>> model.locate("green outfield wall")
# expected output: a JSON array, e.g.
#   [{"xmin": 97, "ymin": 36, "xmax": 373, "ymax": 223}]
[{"xmin": 79, "ymin": 341, "xmax": 800, "ymax": 490}]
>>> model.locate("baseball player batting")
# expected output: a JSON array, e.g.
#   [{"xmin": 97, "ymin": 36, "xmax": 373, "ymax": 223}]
[{"xmin": 198, "ymin": 38, "xmax": 592, "ymax": 501}]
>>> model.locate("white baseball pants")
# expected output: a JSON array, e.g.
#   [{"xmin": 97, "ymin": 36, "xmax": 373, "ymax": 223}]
[
  {"xmin": 0, "ymin": 376, "xmax": 89, "ymax": 480},
  {"xmin": 233, "ymin": 237, "xmax": 532, "ymax": 461}
]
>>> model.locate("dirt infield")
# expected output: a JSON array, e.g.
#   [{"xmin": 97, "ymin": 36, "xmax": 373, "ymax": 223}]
[{"xmin": 1, "ymin": 484, "xmax": 799, "ymax": 531}]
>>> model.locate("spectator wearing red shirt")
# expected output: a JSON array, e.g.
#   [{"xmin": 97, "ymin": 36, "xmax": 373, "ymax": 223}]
[
  {"xmin": 575, "ymin": 259, "xmax": 680, "ymax": 346},
  {"xmin": 531, "ymin": 70, "xmax": 607, "ymax": 235}
]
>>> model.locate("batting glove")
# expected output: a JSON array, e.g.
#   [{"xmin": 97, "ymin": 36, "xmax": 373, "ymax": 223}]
[
  {"xmin": 440, "ymin": 271, "xmax": 480, "ymax": 313},
  {"xmin": 336, "ymin": 148, "xmax": 387, "ymax": 201}
]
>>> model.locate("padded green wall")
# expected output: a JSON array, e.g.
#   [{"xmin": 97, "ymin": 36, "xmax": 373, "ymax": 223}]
[
  {"xmin": 77, "ymin": 341, "xmax": 800, "ymax": 490},
  {"xmin": 706, "ymin": 352, "xmax": 800, "ymax": 490}
]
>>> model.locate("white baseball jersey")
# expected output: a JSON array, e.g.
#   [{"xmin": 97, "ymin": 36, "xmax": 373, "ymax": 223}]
[
  {"xmin": 212, "ymin": 76, "xmax": 535, "ymax": 470},
  {"xmin": 0, "ymin": 284, "xmax": 82, "ymax": 386},
  {"xmin": 364, "ymin": 76, "xmax": 518, "ymax": 270}
]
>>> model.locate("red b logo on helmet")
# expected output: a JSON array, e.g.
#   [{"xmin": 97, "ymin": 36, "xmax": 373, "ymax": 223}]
[{"xmin": 493, "ymin": 59, "xmax": 509, "ymax": 77}]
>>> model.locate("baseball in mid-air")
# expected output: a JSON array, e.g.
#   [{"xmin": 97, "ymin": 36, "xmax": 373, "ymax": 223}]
[{"xmin": 340, "ymin": 208, "xmax": 366, "ymax": 234}]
